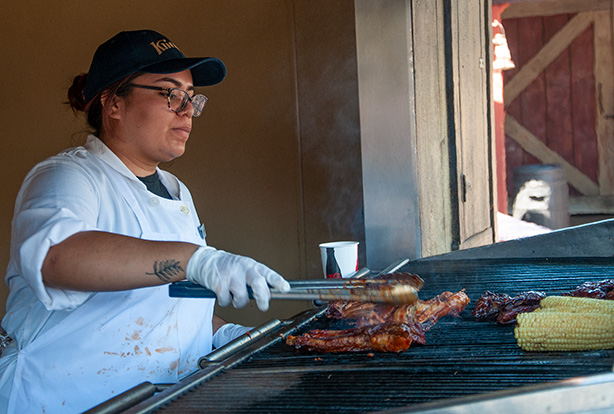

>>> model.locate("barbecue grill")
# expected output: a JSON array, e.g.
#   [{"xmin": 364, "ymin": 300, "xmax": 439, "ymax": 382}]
[{"xmin": 88, "ymin": 257, "xmax": 614, "ymax": 414}]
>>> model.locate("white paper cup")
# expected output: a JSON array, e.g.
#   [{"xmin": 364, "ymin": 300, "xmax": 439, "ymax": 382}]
[{"xmin": 319, "ymin": 241, "xmax": 359, "ymax": 279}]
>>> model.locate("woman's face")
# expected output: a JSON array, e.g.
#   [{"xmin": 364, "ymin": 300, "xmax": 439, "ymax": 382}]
[{"xmin": 105, "ymin": 70, "xmax": 196, "ymax": 175}]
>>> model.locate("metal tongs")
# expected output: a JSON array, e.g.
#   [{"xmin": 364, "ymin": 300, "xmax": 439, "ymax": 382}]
[
  {"xmin": 169, "ymin": 263, "xmax": 423, "ymax": 305},
  {"xmin": 273, "ymin": 275, "xmax": 423, "ymax": 305}
]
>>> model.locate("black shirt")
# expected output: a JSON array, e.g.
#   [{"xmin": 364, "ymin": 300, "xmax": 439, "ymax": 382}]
[{"xmin": 138, "ymin": 171, "xmax": 172, "ymax": 199}]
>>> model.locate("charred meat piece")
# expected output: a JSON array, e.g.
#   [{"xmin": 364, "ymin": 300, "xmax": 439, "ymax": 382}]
[
  {"xmin": 285, "ymin": 322, "xmax": 425, "ymax": 353},
  {"xmin": 497, "ymin": 290, "xmax": 546, "ymax": 324},
  {"xmin": 562, "ymin": 279, "xmax": 614, "ymax": 300},
  {"xmin": 370, "ymin": 272, "xmax": 426, "ymax": 289},
  {"xmin": 473, "ymin": 279, "xmax": 614, "ymax": 325},
  {"xmin": 472, "ymin": 290, "xmax": 545, "ymax": 325},
  {"xmin": 288, "ymin": 290, "xmax": 469, "ymax": 353},
  {"xmin": 413, "ymin": 290, "xmax": 471, "ymax": 330},
  {"xmin": 323, "ymin": 272, "xmax": 431, "ymax": 327},
  {"xmin": 471, "ymin": 291, "xmax": 512, "ymax": 321},
  {"xmin": 327, "ymin": 290, "xmax": 470, "ymax": 329},
  {"xmin": 321, "ymin": 272, "xmax": 424, "ymax": 305}
]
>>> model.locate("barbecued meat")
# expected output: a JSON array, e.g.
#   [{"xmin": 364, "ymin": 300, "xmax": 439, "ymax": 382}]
[
  {"xmin": 562, "ymin": 279, "xmax": 614, "ymax": 299},
  {"xmin": 315, "ymin": 272, "xmax": 424, "ymax": 305},
  {"xmin": 371, "ymin": 272, "xmax": 425, "ymax": 289},
  {"xmin": 327, "ymin": 290, "xmax": 470, "ymax": 329},
  {"xmin": 286, "ymin": 290, "xmax": 469, "ymax": 353},
  {"xmin": 413, "ymin": 290, "xmax": 471, "ymax": 330},
  {"xmin": 471, "ymin": 291, "xmax": 511, "ymax": 321},
  {"xmin": 473, "ymin": 279, "xmax": 614, "ymax": 325},
  {"xmin": 472, "ymin": 290, "xmax": 545, "ymax": 325},
  {"xmin": 286, "ymin": 322, "xmax": 425, "ymax": 353},
  {"xmin": 496, "ymin": 292, "xmax": 545, "ymax": 324}
]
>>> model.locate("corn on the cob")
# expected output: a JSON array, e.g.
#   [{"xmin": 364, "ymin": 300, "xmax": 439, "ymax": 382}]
[
  {"xmin": 539, "ymin": 296, "xmax": 614, "ymax": 314},
  {"xmin": 514, "ymin": 296, "xmax": 614, "ymax": 351}
]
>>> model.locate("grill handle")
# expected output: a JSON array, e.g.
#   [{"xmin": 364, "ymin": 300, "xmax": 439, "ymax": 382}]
[
  {"xmin": 83, "ymin": 382, "xmax": 172, "ymax": 414},
  {"xmin": 199, "ymin": 318, "xmax": 282, "ymax": 368}
]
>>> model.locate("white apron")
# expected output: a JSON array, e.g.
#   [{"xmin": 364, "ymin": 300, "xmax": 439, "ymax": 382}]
[{"xmin": 6, "ymin": 165, "xmax": 215, "ymax": 413}]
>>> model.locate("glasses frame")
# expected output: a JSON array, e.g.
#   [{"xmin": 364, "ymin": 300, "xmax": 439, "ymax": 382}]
[{"xmin": 127, "ymin": 84, "xmax": 207, "ymax": 117}]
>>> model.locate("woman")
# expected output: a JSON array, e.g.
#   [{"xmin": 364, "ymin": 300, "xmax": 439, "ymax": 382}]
[{"xmin": 0, "ymin": 29, "xmax": 289, "ymax": 413}]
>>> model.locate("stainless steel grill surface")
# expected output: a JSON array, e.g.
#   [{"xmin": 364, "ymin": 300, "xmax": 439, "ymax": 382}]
[{"xmin": 121, "ymin": 257, "xmax": 614, "ymax": 413}]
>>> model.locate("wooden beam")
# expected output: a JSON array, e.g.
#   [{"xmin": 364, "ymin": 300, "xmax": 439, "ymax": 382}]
[
  {"xmin": 594, "ymin": 10, "xmax": 614, "ymax": 194},
  {"xmin": 504, "ymin": 12, "xmax": 595, "ymax": 107},
  {"xmin": 502, "ymin": 0, "xmax": 610, "ymax": 19},
  {"xmin": 413, "ymin": 0, "xmax": 452, "ymax": 257},
  {"xmin": 505, "ymin": 115, "xmax": 600, "ymax": 195}
]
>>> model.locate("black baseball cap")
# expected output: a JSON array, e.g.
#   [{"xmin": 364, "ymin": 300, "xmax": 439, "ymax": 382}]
[{"xmin": 82, "ymin": 29, "xmax": 226, "ymax": 104}]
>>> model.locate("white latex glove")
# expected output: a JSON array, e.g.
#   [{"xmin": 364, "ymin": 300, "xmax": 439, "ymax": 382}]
[
  {"xmin": 212, "ymin": 323, "xmax": 252, "ymax": 349},
  {"xmin": 186, "ymin": 246, "xmax": 290, "ymax": 311}
]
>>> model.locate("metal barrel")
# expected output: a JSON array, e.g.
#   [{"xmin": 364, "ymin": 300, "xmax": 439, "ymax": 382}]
[{"xmin": 511, "ymin": 164, "xmax": 570, "ymax": 230}]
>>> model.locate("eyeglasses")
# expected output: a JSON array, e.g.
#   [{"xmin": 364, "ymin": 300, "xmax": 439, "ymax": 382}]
[{"xmin": 127, "ymin": 84, "xmax": 208, "ymax": 117}]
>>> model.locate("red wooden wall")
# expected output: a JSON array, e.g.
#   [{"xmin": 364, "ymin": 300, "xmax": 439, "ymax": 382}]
[{"xmin": 502, "ymin": 14, "xmax": 599, "ymax": 198}]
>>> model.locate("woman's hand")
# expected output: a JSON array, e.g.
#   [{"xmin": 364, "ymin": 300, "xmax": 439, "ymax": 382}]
[{"xmin": 186, "ymin": 246, "xmax": 290, "ymax": 311}]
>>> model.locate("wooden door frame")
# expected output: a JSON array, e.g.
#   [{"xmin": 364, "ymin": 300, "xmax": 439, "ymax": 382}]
[{"xmin": 354, "ymin": 0, "xmax": 497, "ymax": 264}]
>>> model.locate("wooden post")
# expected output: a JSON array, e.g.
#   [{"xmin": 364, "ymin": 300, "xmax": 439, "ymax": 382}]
[{"xmin": 493, "ymin": 4, "xmax": 511, "ymax": 213}]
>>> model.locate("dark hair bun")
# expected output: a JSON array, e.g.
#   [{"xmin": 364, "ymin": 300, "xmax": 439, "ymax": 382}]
[{"xmin": 67, "ymin": 73, "xmax": 89, "ymax": 112}]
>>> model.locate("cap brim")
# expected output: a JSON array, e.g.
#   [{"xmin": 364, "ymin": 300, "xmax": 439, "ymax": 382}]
[{"xmin": 143, "ymin": 57, "xmax": 226, "ymax": 86}]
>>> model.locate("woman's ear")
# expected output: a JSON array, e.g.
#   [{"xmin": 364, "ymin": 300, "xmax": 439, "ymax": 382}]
[{"xmin": 101, "ymin": 91, "xmax": 124, "ymax": 120}]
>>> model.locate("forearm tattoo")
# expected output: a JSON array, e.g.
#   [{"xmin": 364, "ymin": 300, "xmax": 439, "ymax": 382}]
[{"xmin": 146, "ymin": 260, "xmax": 184, "ymax": 282}]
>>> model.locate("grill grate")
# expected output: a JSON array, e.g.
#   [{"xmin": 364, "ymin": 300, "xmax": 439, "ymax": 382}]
[{"xmin": 141, "ymin": 258, "xmax": 614, "ymax": 413}]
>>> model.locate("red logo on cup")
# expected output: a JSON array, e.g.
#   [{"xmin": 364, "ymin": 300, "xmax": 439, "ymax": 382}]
[{"xmin": 325, "ymin": 248, "xmax": 342, "ymax": 279}]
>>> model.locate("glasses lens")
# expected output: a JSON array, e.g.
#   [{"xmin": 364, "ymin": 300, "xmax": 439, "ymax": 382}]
[
  {"xmin": 191, "ymin": 95, "xmax": 207, "ymax": 117},
  {"xmin": 167, "ymin": 89, "xmax": 207, "ymax": 117},
  {"xmin": 167, "ymin": 89, "xmax": 189, "ymax": 113}
]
